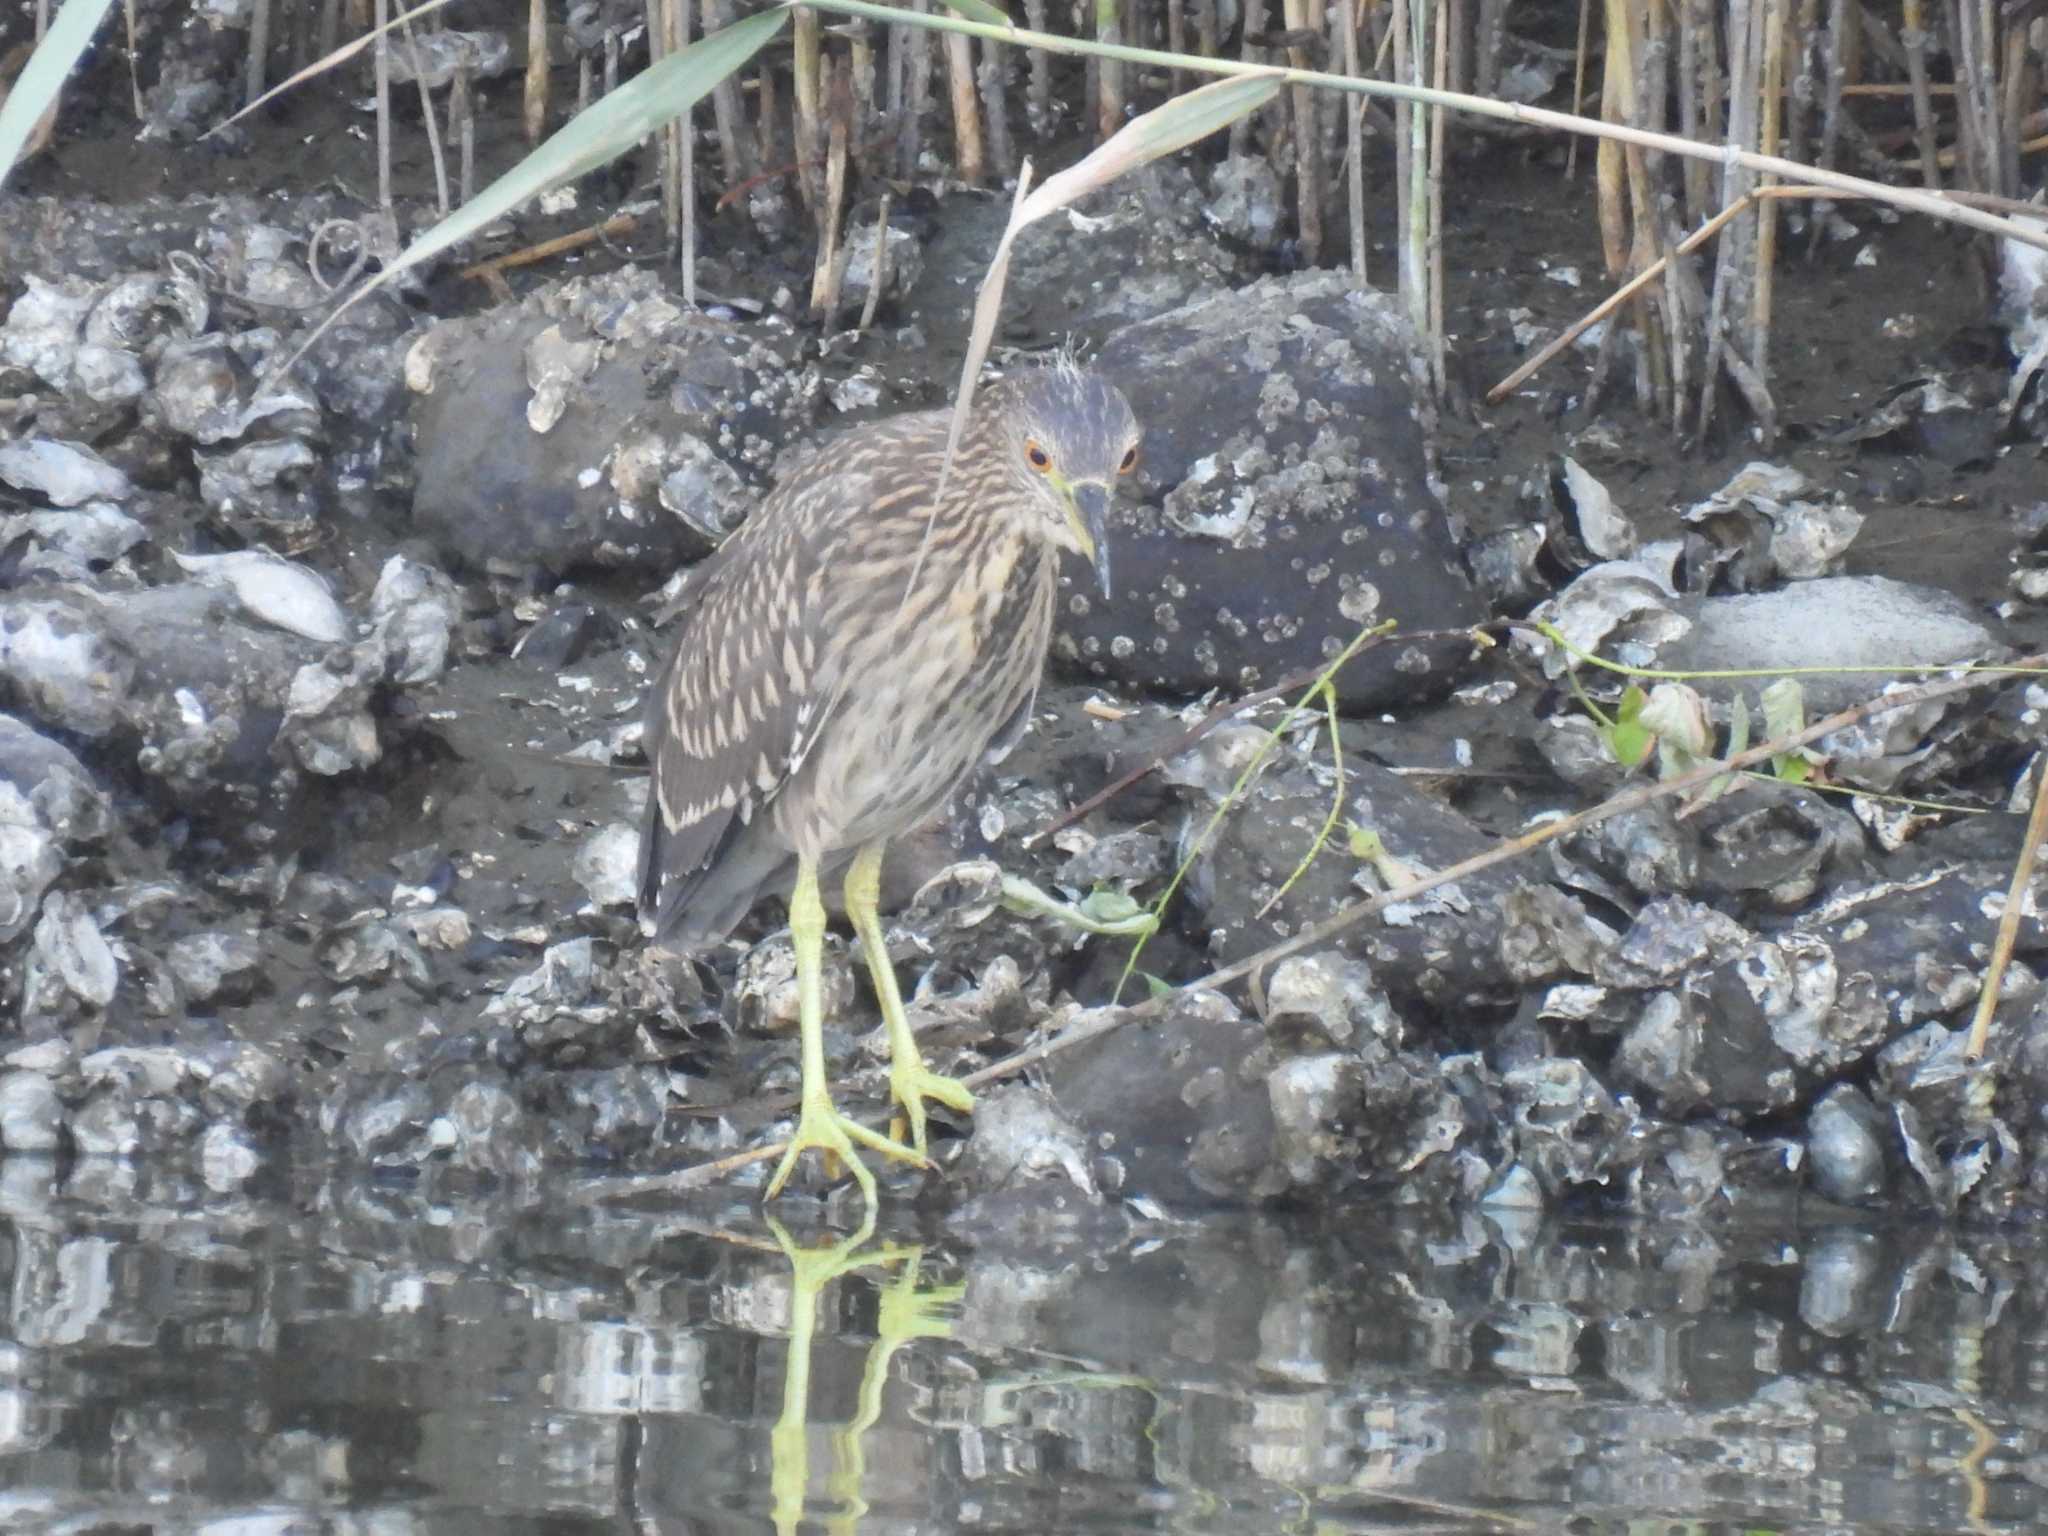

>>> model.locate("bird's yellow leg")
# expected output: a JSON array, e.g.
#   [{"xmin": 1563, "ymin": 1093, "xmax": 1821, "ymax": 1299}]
[
  {"xmin": 765, "ymin": 856, "xmax": 927, "ymax": 1203},
  {"xmin": 845, "ymin": 842, "xmax": 975, "ymax": 1156}
]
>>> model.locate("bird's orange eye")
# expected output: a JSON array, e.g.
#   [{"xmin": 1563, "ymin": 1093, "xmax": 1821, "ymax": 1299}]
[
  {"xmin": 1025, "ymin": 441, "xmax": 1052, "ymax": 472},
  {"xmin": 1118, "ymin": 446, "xmax": 1139, "ymax": 475}
]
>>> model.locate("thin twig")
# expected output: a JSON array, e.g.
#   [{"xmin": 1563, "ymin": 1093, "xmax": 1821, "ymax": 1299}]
[{"xmin": 1965, "ymin": 752, "xmax": 2048, "ymax": 1061}]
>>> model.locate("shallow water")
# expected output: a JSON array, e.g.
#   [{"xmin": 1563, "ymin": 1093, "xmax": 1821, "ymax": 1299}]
[{"xmin": 1, "ymin": 1159, "xmax": 2043, "ymax": 1535}]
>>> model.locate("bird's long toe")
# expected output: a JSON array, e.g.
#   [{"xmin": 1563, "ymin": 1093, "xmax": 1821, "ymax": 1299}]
[
  {"xmin": 889, "ymin": 1062, "xmax": 975, "ymax": 1157},
  {"xmin": 764, "ymin": 1094, "xmax": 929, "ymax": 1204}
]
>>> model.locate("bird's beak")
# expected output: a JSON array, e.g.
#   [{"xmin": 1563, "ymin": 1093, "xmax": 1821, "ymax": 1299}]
[{"xmin": 1071, "ymin": 481, "xmax": 1113, "ymax": 598}]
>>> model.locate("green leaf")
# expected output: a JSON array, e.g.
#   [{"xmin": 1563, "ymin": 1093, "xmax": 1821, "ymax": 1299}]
[
  {"xmin": 943, "ymin": 0, "xmax": 1014, "ymax": 25},
  {"xmin": 1760, "ymin": 676, "xmax": 1814, "ymax": 782},
  {"xmin": 1141, "ymin": 972, "xmax": 1174, "ymax": 1002},
  {"xmin": 1697, "ymin": 691, "xmax": 1748, "ymax": 805},
  {"xmin": 1760, "ymin": 677, "xmax": 1805, "ymax": 741},
  {"xmin": 1603, "ymin": 684, "xmax": 1654, "ymax": 767},
  {"xmin": 0, "ymin": 0, "xmax": 119, "ymax": 186},
  {"xmin": 1078, "ymin": 888, "xmax": 1144, "ymax": 925}
]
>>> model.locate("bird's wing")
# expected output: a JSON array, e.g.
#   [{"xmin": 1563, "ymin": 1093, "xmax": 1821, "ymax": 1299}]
[{"xmin": 637, "ymin": 506, "xmax": 838, "ymax": 944}]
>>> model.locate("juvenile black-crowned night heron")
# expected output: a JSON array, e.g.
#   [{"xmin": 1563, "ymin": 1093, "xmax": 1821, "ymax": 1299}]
[{"xmin": 638, "ymin": 363, "xmax": 1142, "ymax": 1202}]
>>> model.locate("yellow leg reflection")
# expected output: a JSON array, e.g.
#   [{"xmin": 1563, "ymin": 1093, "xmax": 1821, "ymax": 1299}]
[{"xmin": 766, "ymin": 1215, "xmax": 963, "ymax": 1536}]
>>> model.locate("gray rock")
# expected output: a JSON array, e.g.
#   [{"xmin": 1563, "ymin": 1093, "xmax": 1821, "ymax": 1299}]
[
  {"xmin": 167, "ymin": 549, "xmax": 350, "ymax": 644},
  {"xmin": 166, "ymin": 931, "xmax": 263, "ymax": 1006},
  {"xmin": 1806, "ymin": 1085, "xmax": 1889, "ymax": 1202},
  {"xmin": 536, "ymin": 1066, "xmax": 670, "ymax": 1160},
  {"xmin": 7, "ymin": 503, "xmax": 148, "ymax": 581},
  {"xmin": 0, "ymin": 713, "xmax": 110, "ymax": 845},
  {"xmin": 1078, "ymin": 271, "xmax": 1479, "ymax": 710},
  {"xmin": 1045, "ymin": 991, "xmax": 1286, "ymax": 1204},
  {"xmin": 0, "ymin": 823, "xmax": 61, "ymax": 947},
  {"xmin": 1263, "ymin": 952, "xmax": 1400, "ymax": 1049},
  {"xmin": 1182, "ymin": 759, "xmax": 1521, "ymax": 1010},
  {"xmin": 1203, "ymin": 155, "xmax": 1286, "ymax": 246},
  {"xmin": 572, "ymin": 822, "xmax": 640, "ymax": 911},
  {"xmin": 407, "ymin": 268, "xmax": 805, "ymax": 573},
  {"xmin": 0, "ymin": 437, "xmax": 132, "ymax": 506},
  {"xmin": 25, "ymin": 890, "xmax": 119, "ymax": 1015},
  {"xmin": 0, "ymin": 595, "xmax": 136, "ymax": 738},
  {"xmin": 0, "ymin": 1070, "xmax": 63, "ymax": 1152},
  {"xmin": 366, "ymin": 555, "xmax": 460, "ymax": 685},
  {"xmin": 952, "ymin": 1083, "xmax": 1100, "ymax": 1199},
  {"xmin": 1657, "ymin": 576, "xmax": 2002, "ymax": 714}
]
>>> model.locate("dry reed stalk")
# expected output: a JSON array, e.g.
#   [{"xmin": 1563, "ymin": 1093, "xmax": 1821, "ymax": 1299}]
[
  {"xmin": 706, "ymin": 0, "xmax": 755, "ymax": 187},
  {"xmin": 374, "ymin": 0, "xmax": 392, "ymax": 210},
  {"xmin": 577, "ymin": 52, "xmax": 592, "ymax": 112},
  {"xmin": 980, "ymin": 39, "xmax": 1013, "ymax": 176},
  {"xmin": 847, "ymin": 18, "xmax": 873, "ymax": 151},
  {"xmin": 1195, "ymin": 0, "xmax": 1218, "ymax": 58},
  {"xmin": 1965, "ymin": 752, "xmax": 2048, "ymax": 1062},
  {"xmin": 858, "ymin": 190, "xmax": 892, "ymax": 331},
  {"xmin": 1341, "ymin": 0, "xmax": 1366, "ymax": 279},
  {"xmin": 1168, "ymin": 0, "xmax": 1187, "ymax": 93},
  {"xmin": 396, "ymin": 10, "xmax": 449, "ymax": 215},
  {"xmin": 1677, "ymin": 0, "xmax": 1708, "ymax": 220},
  {"xmin": 1283, "ymin": 0, "xmax": 1325, "ymax": 264},
  {"xmin": 793, "ymin": 6, "xmax": 825, "ymax": 209},
  {"xmin": 675, "ymin": 0, "xmax": 695, "ymax": 301},
  {"xmin": 1813, "ymin": 0, "xmax": 1849, "ymax": 172},
  {"xmin": 1473, "ymin": 0, "xmax": 1505, "ymax": 96},
  {"xmin": 1391, "ymin": 0, "xmax": 1414, "ymax": 312},
  {"xmin": 320, "ymin": 0, "xmax": 341, "ymax": 65},
  {"xmin": 246, "ymin": 0, "xmax": 270, "ymax": 105},
  {"xmin": 810, "ymin": 57, "xmax": 852, "ymax": 314},
  {"xmin": 1782, "ymin": 0, "xmax": 1816, "ymax": 169},
  {"xmin": 1427, "ymin": 0, "xmax": 1448, "ymax": 395},
  {"xmin": 1228, "ymin": 0, "xmax": 1262, "ymax": 156},
  {"xmin": 603, "ymin": 25, "xmax": 618, "ymax": 95},
  {"xmin": 1593, "ymin": 0, "xmax": 1637, "ymax": 277},
  {"xmin": 1023, "ymin": 0, "xmax": 1051, "ymax": 134},
  {"xmin": 1097, "ymin": 0, "xmax": 1125, "ymax": 142},
  {"xmin": 756, "ymin": 56, "xmax": 777, "ymax": 169},
  {"xmin": 1565, "ymin": 0, "xmax": 1591, "ymax": 178},
  {"xmin": 645, "ymin": 0, "xmax": 679, "ymax": 251},
  {"xmin": 1946, "ymin": 0, "xmax": 2006, "ymax": 194},
  {"xmin": 523, "ymin": 0, "xmax": 547, "ymax": 141},
  {"xmin": 1845, "ymin": 80, "xmax": 1954, "ymax": 96},
  {"xmin": 450, "ymin": 59, "xmax": 474, "ymax": 203},
  {"xmin": 1751, "ymin": 0, "xmax": 1784, "ymax": 388},
  {"xmin": 1402, "ymin": 0, "xmax": 1431, "ymax": 339},
  {"xmin": 1633, "ymin": 18, "xmax": 1677, "ymax": 422},
  {"xmin": 1699, "ymin": 0, "xmax": 1757, "ymax": 441},
  {"xmin": 944, "ymin": 29, "xmax": 983, "ymax": 181},
  {"xmin": 459, "ymin": 214, "xmax": 643, "ymax": 281},
  {"xmin": 2001, "ymin": 27, "xmax": 2030, "ymax": 192},
  {"xmin": 900, "ymin": 0, "xmax": 931, "ymax": 175}
]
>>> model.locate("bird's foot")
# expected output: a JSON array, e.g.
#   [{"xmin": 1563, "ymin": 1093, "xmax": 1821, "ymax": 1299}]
[
  {"xmin": 889, "ymin": 1059, "xmax": 975, "ymax": 1157},
  {"xmin": 765, "ymin": 1093, "xmax": 928, "ymax": 1203}
]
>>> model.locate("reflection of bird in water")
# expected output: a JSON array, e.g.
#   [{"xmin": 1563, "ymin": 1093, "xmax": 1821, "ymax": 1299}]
[
  {"xmin": 638, "ymin": 362, "xmax": 1142, "ymax": 1200},
  {"xmin": 766, "ymin": 1213, "xmax": 963, "ymax": 1536}
]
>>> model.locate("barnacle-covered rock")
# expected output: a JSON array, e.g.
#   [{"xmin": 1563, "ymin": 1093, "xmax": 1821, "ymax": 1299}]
[
  {"xmin": 407, "ymin": 267, "xmax": 805, "ymax": 573},
  {"xmin": 1077, "ymin": 271, "xmax": 1481, "ymax": 710}
]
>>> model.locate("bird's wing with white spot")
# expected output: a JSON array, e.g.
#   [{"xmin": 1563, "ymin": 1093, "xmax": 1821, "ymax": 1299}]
[{"xmin": 637, "ymin": 513, "xmax": 833, "ymax": 942}]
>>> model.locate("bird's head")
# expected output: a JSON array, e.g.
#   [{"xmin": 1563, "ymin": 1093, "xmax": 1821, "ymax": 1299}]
[{"xmin": 986, "ymin": 363, "xmax": 1140, "ymax": 598}]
